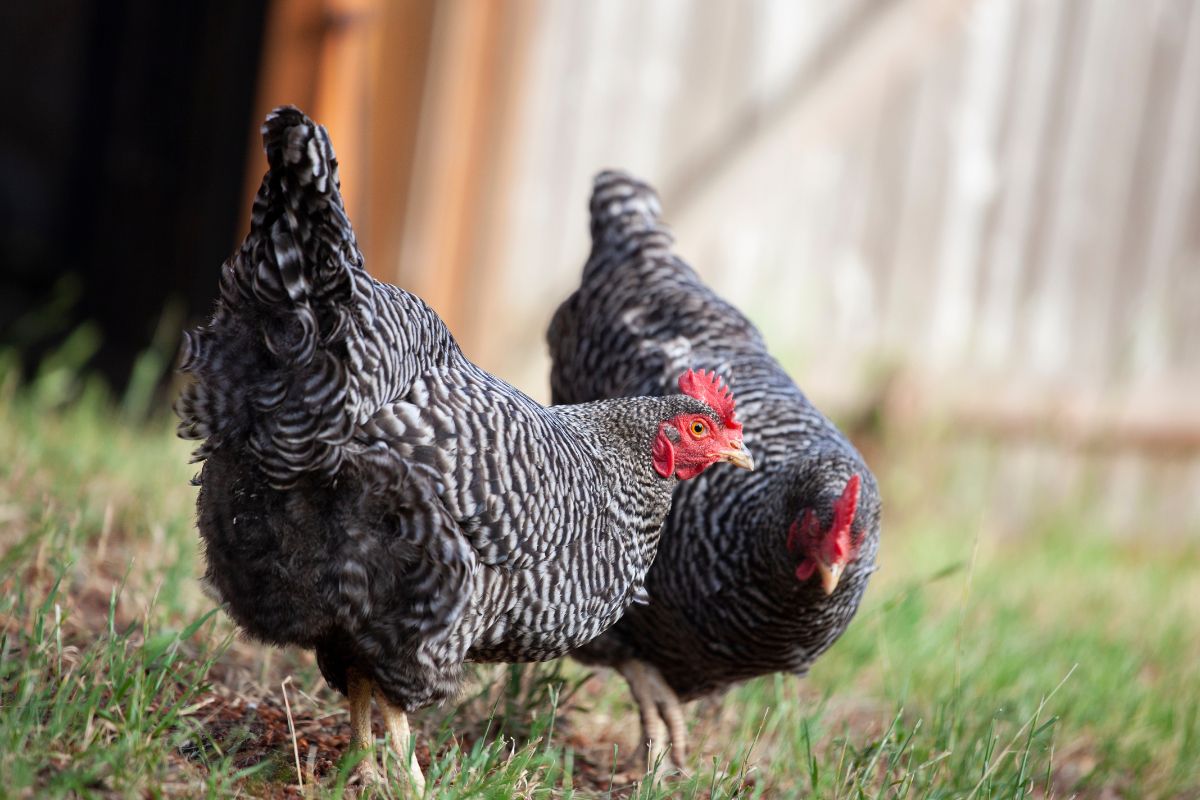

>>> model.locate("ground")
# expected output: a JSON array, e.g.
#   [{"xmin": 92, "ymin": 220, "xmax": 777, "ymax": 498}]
[{"xmin": 1, "ymin": 364, "xmax": 1198, "ymax": 798}]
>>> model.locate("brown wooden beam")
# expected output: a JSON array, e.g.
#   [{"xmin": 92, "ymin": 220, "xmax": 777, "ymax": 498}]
[
  {"xmin": 241, "ymin": 0, "xmax": 528, "ymax": 363},
  {"xmin": 396, "ymin": 0, "xmax": 533, "ymax": 352},
  {"xmin": 868, "ymin": 371, "xmax": 1200, "ymax": 458},
  {"xmin": 361, "ymin": 0, "xmax": 437, "ymax": 285},
  {"xmin": 238, "ymin": 0, "xmax": 325, "ymax": 240}
]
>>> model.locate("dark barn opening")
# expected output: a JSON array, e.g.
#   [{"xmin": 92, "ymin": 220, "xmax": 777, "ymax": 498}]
[{"xmin": 0, "ymin": 0, "xmax": 267, "ymax": 391}]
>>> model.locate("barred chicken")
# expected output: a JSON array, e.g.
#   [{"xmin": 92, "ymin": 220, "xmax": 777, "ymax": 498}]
[
  {"xmin": 176, "ymin": 110, "xmax": 753, "ymax": 791},
  {"xmin": 549, "ymin": 171, "xmax": 881, "ymax": 770}
]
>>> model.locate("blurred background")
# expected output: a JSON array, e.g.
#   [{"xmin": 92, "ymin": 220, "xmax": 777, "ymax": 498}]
[{"xmin": 2, "ymin": 0, "xmax": 1198, "ymax": 535}]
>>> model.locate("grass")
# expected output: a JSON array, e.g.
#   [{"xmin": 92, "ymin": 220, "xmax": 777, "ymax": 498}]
[{"xmin": 0, "ymin": 361, "xmax": 1197, "ymax": 798}]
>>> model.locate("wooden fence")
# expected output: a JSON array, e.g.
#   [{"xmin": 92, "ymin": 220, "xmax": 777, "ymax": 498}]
[{"xmin": 247, "ymin": 0, "xmax": 1200, "ymax": 530}]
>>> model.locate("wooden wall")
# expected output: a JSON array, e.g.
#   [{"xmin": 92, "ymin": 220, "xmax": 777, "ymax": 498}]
[{"xmin": 249, "ymin": 0, "xmax": 1200, "ymax": 531}]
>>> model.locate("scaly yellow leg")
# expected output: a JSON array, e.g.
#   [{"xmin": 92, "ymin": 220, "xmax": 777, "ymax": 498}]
[
  {"xmin": 645, "ymin": 664, "xmax": 688, "ymax": 768},
  {"xmin": 618, "ymin": 660, "xmax": 689, "ymax": 773},
  {"xmin": 379, "ymin": 694, "xmax": 426, "ymax": 796},
  {"xmin": 347, "ymin": 669, "xmax": 381, "ymax": 784}
]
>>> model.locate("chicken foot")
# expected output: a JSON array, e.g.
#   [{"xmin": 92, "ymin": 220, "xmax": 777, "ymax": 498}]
[{"xmin": 618, "ymin": 660, "xmax": 688, "ymax": 773}]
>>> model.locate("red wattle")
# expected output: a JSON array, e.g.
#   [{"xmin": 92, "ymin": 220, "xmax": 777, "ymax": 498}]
[
  {"xmin": 652, "ymin": 427, "xmax": 675, "ymax": 478},
  {"xmin": 795, "ymin": 559, "xmax": 817, "ymax": 581}
]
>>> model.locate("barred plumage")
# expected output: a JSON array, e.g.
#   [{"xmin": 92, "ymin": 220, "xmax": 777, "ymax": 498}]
[
  {"xmin": 177, "ymin": 111, "xmax": 752, "ymax": 788},
  {"xmin": 549, "ymin": 170, "xmax": 883, "ymax": 767}
]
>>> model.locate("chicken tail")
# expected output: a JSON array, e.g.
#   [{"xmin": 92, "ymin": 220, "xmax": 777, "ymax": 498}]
[
  {"xmin": 584, "ymin": 170, "xmax": 675, "ymax": 280},
  {"xmin": 177, "ymin": 106, "xmax": 452, "ymax": 488}
]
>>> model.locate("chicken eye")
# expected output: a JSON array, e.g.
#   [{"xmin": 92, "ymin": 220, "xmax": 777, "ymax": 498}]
[{"xmin": 690, "ymin": 420, "xmax": 708, "ymax": 437}]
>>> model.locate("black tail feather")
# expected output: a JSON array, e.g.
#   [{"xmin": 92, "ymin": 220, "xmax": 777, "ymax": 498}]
[
  {"xmin": 176, "ymin": 106, "xmax": 369, "ymax": 486},
  {"xmin": 584, "ymin": 171, "xmax": 675, "ymax": 282},
  {"xmin": 589, "ymin": 170, "xmax": 664, "ymax": 237},
  {"xmin": 178, "ymin": 105, "xmax": 457, "ymax": 488}
]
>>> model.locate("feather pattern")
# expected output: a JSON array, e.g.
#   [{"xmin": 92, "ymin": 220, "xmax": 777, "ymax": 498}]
[
  {"xmin": 178, "ymin": 111, "xmax": 741, "ymax": 712},
  {"xmin": 550, "ymin": 170, "xmax": 883, "ymax": 700}
]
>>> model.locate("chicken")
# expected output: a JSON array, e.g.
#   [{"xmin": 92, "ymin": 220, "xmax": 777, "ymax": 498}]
[
  {"xmin": 548, "ymin": 171, "xmax": 882, "ymax": 770},
  {"xmin": 175, "ymin": 110, "xmax": 754, "ymax": 791}
]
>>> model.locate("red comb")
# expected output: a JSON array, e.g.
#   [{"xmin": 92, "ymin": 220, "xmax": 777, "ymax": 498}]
[
  {"xmin": 677, "ymin": 369, "xmax": 740, "ymax": 431},
  {"xmin": 828, "ymin": 474, "xmax": 861, "ymax": 560}
]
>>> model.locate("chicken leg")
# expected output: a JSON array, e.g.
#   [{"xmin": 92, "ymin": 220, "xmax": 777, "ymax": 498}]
[
  {"xmin": 347, "ymin": 669, "xmax": 381, "ymax": 784},
  {"xmin": 617, "ymin": 659, "xmax": 688, "ymax": 772},
  {"xmin": 379, "ymin": 694, "xmax": 426, "ymax": 796}
]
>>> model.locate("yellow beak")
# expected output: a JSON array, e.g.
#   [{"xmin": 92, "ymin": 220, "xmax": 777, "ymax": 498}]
[
  {"xmin": 719, "ymin": 440, "xmax": 754, "ymax": 471},
  {"xmin": 816, "ymin": 561, "xmax": 843, "ymax": 595}
]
